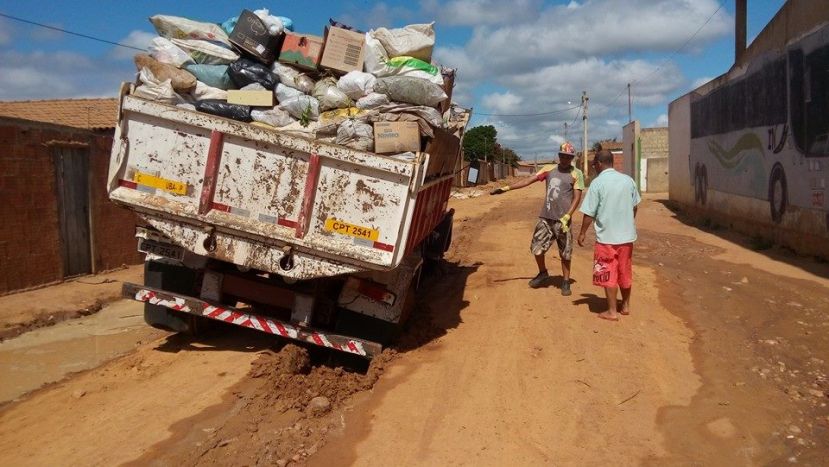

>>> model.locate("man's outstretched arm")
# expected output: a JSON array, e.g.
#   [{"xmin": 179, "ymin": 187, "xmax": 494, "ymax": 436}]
[{"xmin": 490, "ymin": 174, "xmax": 542, "ymax": 195}]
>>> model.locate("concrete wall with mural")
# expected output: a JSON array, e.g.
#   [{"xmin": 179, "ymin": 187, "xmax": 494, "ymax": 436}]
[{"xmin": 669, "ymin": 2, "xmax": 829, "ymax": 258}]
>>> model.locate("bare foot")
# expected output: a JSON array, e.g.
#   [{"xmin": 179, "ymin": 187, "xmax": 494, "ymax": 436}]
[
  {"xmin": 597, "ymin": 311, "xmax": 620, "ymax": 321},
  {"xmin": 619, "ymin": 306, "xmax": 630, "ymax": 316}
]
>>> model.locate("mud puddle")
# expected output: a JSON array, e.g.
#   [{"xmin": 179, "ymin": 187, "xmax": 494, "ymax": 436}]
[{"xmin": 0, "ymin": 299, "xmax": 164, "ymax": 402}]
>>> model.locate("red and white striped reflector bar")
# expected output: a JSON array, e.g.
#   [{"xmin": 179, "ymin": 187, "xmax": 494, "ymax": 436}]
[{"xmin": 129, "ymin": 286, "xmax": 379, "ymax": 358}]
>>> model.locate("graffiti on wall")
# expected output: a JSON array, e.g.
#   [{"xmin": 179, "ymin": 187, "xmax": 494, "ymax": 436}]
[{"xmin": 689, "ymin": 23, "xmax": 829, "ymax": 227}]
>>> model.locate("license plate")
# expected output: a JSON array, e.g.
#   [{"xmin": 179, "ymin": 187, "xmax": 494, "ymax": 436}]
[
  {"xmin": 138, "ymin": 238, "xmax": 184, "ymax": 261},
  {"xmin": 134, "ymin": 172, "xmax": 188, "ymax": 195},
  {"xmin": 324, "ymin": 218, "xmax": 379, "ymax": 241}
]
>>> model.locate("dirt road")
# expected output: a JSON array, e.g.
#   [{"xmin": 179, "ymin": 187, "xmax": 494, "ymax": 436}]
[{"xmin": 0, "ymin": 184, "xmax": 827, "ymax": 466}]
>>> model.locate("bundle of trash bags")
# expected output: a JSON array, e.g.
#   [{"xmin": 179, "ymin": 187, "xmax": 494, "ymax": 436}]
[{"xmin": 131, "ymin": 10, "xmax": 459, "ymax": 154}]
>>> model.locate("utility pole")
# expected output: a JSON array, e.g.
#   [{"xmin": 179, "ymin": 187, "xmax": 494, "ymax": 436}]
[
  {"xmin": 582, "ymin": 91, "xmax": 589, "ymax": 175},
  {"xmin": 627, "ymin": 83, "xmax": 632, "ymax": 123}
]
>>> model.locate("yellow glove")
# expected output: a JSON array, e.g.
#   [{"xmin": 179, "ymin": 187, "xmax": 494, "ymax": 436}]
[{"xmin": 559, "ymin": 213, "xmax": 571, "ymax": 233}]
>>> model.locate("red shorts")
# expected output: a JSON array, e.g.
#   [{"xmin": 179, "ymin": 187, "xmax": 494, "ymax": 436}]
[{"xmin": 592, "ymin": 242, "xmax": 633, "ymax": 288}]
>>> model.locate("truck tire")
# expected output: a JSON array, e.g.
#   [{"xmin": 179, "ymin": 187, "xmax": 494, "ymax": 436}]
[
  {"xmin": 768, "ymin": 163, "xmax": 787, "ymax": 223},
  {"xmin": 143, "ymin": 260, "xmax": 207, "ymax": 335}
]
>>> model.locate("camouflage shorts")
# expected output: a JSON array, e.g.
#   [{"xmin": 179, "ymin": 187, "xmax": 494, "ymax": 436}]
[{"xmin": 530, "ymin": 218, "xmax": 572, "ymax": 260}]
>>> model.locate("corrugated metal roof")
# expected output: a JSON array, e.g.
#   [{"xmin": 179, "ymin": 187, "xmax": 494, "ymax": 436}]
[{"xmin": 0, "ymin": 98, "xmax": 118, "ymax": 130}]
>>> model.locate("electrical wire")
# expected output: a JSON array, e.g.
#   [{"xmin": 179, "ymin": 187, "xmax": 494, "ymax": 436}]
[
  {"xmin": 603, "ymin": 1, "xmax": 725, "ymax": 109},
  {"xmin": 0, "ymin": 12, "xmax": 145, "ymax": 51},
  {"xmin": 473, "ymin": 104, "xmax": 581, "ymax": 118}
]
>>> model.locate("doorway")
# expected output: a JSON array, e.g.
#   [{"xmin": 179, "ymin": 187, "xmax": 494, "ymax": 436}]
[{"xmin": 53, "ymin": 146, "xmax": 92, "ymax": 277}]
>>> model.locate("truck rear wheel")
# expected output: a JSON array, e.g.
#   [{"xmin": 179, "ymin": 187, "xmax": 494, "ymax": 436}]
[{"xmin": 143, "ymin": 260, "xmax": 209, "ymax": 335}]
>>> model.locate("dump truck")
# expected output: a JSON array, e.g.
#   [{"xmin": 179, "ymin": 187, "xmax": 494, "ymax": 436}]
[{"xmin": 108, "ymin": 85, "xmax": 469, "ymax": 359}]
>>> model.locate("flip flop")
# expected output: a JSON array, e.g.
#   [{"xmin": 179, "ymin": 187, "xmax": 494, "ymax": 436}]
[{"xmin": 597, "ymin": 313, "xmax": 620, "ymax": 322}]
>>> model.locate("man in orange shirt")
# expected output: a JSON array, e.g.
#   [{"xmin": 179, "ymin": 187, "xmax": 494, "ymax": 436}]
[{"xmin": 491, "ymin": 142, "xmax": 585, "ymax": 296}]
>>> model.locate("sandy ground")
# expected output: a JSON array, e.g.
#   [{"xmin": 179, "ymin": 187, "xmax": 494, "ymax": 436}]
[{"xmin": 0, "ymin": 184, "xmax": 827, "ymax": 466}]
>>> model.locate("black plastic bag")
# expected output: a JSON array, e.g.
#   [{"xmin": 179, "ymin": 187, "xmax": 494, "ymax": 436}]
[
  {"xmin": 228, "ymin": 58, "xmax": 278, "ymax": 90},
  {"xmin": 196, "ymin": 100, "xmax": 252, "ymax": 122}
]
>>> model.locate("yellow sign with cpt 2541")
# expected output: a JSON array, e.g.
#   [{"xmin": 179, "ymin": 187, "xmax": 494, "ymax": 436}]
[
  {"xmin": 134, "ymin": 172, "xmax": 188, "ymax": 195},
  {"xmin": 324, "ymin": 218, "xmax": 379, "ymax": 241}
]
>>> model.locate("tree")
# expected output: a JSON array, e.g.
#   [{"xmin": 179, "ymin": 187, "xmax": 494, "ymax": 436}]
[
  {"xmin": 462, "ymin": 125, "xmax": 497, "ymax": 162},
  {"xmin": 494, "ymin": 146, "xmax": 520, "ymax": 167}
]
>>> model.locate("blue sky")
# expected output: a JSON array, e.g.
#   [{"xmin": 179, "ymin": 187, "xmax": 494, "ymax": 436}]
[{"xmin": 0, "ymin": 0, "xmax": 785, "ymax": 159}]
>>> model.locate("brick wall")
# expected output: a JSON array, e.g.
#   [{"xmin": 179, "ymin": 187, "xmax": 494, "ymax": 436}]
[
  {"xmin": 640, "ymin": 127, "xmax": 669, "ymax": 159},
  {"xmin": 0, "ymin": 118, "xmax": 142, "ymax": 294}
]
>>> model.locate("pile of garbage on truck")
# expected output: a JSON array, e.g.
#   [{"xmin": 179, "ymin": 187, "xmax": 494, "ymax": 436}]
[{"xmin": 131, "ymin": 9, "xmax": 466, "ymax": 156}]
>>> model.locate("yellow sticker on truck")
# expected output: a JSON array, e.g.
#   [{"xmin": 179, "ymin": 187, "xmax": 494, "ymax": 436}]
[
  {"xmin": 134, "ymin": 172, "xmax": 188, "ymax": 195},
  {"xmin": 324, "ymin": 218, "xmax": 379, "ymax": 241}
]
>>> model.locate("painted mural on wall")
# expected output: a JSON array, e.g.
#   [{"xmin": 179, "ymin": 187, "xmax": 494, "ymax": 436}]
[{"xmin": 689, "ymin": 23, "xmax": 829, "ymax": 229}]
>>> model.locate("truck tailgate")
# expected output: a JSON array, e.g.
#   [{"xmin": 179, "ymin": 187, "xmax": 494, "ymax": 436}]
[{"xmin": 108, "ymin": 95, "xmax": 449, "ymax": 279}]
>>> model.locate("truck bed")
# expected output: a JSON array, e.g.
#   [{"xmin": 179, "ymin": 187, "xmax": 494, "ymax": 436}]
[{"xmin": 107, "ymin": 92, "xmax": 458, "ymax": 279}]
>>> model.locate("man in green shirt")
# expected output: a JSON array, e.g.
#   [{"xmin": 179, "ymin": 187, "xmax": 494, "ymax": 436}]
[
  {"xmin": 491, "ymin": 142, "xmax": 585, "ymax": 296},
  {"xmin": 577, "ymin": 149, "xmax": 641, "ymax": 321}
]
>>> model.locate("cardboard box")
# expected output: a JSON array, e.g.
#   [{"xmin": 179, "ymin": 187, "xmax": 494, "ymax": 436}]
[
  {"xmin": 279, "ymin": 33, "xmax": 324, "ymax": 70},
  {"xmin": 374, "ymin": 122, "xmax": 420, "ymax": 154},
  {"xmin": 229, "ymin": 10, "xmax": 284, "ymax": 65},
  {"xmin": 320, "ymin": 26, "xmax": 365, "ymax": 74},
  {"xmin": 226, "ymin": 90, "xmax": 273, "ymax": 106}
]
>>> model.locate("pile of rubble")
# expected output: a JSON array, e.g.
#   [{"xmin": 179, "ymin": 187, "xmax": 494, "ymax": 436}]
[{"xmin": 131, "ymin": 9, "xmax": 466, "ymax": 155}]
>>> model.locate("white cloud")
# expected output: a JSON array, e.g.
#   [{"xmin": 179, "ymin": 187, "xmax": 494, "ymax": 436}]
[
  {"xmin": 422, "ymin": 0, "xmax": 543, "ymax": 26},
  {"xmin": 652, "ymin": 113, "xmax": 669, "ymax": 127},
  {"xmin": 0, "ymin": 50, "xmax": 130, "ymax": 100},
  {"xmin": 481, "ymin": 91, "xmax": 524, "ymax": 114},
  {"xmin": 691, "ymin": 76, "xmax": 714, "ymax": 90},
  {"xmin": 452, "ymin": 0, "xmax": 730, "ymax": 79},
  {"xmin": 110, "ymin": 30, "xmax": 156, "ymax": 60}
]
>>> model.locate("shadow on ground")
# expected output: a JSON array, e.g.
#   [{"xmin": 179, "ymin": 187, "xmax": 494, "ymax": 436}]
[{"xmin": 655, "ymin": 199, "xmax": 829, "ymax": 279}]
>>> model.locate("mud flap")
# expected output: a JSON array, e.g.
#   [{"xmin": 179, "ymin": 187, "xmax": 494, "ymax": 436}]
[
  {"xmin": 334, "ymin": 309, "xmax": 402, "ymax": 347},
  {"xmin": 143, "ymin": 261, "xmax": 200, "ymax": 333}
]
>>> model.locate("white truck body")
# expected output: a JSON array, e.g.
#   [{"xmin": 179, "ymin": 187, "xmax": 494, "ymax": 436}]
[{"xmin": 108, "ymin": 87, "xmax": 466, "ymax": 358}]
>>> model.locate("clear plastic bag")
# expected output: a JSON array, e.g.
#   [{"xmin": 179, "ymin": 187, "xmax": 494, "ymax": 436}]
[
  {"xmin": 372, "ymin": 23, "xmax": 435, "ymax": 62},
  {"xmin": 251, "ymin": 108, "xmax": 295, "ymax": 127},
  {"xmin": 191, "ymin": 81, "xmax": 228, "ymax": 101},
  {"xmin": 275, "ymin": 83, "xmax": 304, "ymax": 103},
  {"xmin": 337, "ymin": 71, "xmax": 376, "ymax": 100},
  {"xmin": 172, "ymin": 38, "xmax": 239, "ymax": 65},
  {"xmin": 278, "ymin": 95, "xmax": 320, "ymax": 124},
  {"xmin": 150, "ymin": 15, "xmax": 231, "ymax": 45},
  {"xmin": 356, "ymin": 92, "xmax": 390, "ymax": 109},
  {"xmin": 312, "ymin": 77, "xmax": 352, "ymax": 111},
  {"xmin": 133, "ymin": 67, "xmax": 186, "ymax": 105},
  {"xmin": 148, "ymin": 37, "xmax": 194, "ymax": 67},
  {"xmin": 271, "ymin": 63, "xmax": 315, "ymax": 94}
]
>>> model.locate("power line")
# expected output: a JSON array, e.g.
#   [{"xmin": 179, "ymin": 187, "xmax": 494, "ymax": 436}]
[
  {"xmin": 570, "ymin": 105, "xmax": 582, "ymax": 126},
  {"xmin": 0, "ymin": 12, "xmax": 145, "ymax": 51},
  {"xmin": 603, "ymin": 1, "xmax": 725, "ymax": 109},
  {"xmin": 473, "ymin": 104, "xmax": 581, "ymax": 118}
]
